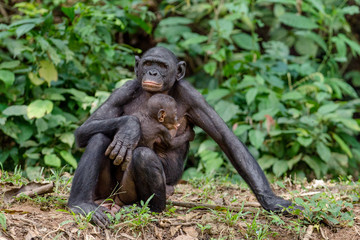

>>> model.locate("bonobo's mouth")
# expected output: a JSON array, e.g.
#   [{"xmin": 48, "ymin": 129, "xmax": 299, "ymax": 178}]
[{"xmin": 142, "ymin": 81, "xmax": 163, "ymax": 91}]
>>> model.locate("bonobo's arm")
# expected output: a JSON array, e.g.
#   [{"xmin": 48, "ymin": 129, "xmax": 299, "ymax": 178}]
[
  {"xmin": 75, "ymin": 80, "xmax": 142, "ymax": 166},
  {"xmin": 168, "ymin": 127, "xmax": 195, "ymax": 149},
  {"xmin": 177, "ymin": 80, "xmax": 293, "ymax": 212},
  {"xmin": 75, "ymin": 80, "xmax": 141, "ymax": 147}
]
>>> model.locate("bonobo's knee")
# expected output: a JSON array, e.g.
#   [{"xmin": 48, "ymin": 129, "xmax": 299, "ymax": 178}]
[
  {"xmin": 88, "ymin": 133, "xmax": 111, "ymax": 147},
  {"xmin": 132, "ymin": 147, "xmax": 161, "ymax": 171}
]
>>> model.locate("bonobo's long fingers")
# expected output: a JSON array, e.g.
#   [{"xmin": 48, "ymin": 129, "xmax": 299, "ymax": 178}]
[
  {"xmin": 104, "ymin": 142, "xmax": 115, "ymax": 156},
  {"xmin": 109, "ymin": 141, "xmax": 122, "ymax": 160},
  {"xmin": 92, "ymin": 212, "xmax": 109, "ymax": 228},
  {"xmin": 114, "ymin": 152, "xmax": 124, "ymax": 166},
  {"xmin": 125, "ymin": 150, "xmax": 132, "ymax": 164},
  {"xmin": 120, "ymin": 150, "xmax": 132, "ymax": 171},
  {"xmin": 114, "ymin": 145, "xmax": 127, "ymax": 165},
  {"xmin": 121, "ymin": 158, "xmax": 129, "ymax": 171}
]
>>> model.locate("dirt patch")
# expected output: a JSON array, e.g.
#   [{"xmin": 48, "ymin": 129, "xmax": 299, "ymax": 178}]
[{"xmin": 0, "ymin": 178, "xmax": 359, "ymax": 239}]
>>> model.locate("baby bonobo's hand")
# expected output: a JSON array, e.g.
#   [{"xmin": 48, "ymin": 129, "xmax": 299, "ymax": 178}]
[{"xmin": 185, "ymin": 126, "xmax": 195, "ymax": 141}]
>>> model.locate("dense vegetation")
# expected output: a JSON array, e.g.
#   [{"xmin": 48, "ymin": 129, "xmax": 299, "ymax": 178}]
[{"xmin": 0, "ymin": 0, "xmax": 359, "ymax": 180}]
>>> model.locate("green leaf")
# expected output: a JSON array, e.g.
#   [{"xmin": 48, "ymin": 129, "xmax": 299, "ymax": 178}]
[
  {"xmin": 126, "ymin": 13, "xmax": 152, "ymax": 34},
  {"xmin": 0, "ymin": 60, "xmax": 20, "ymax": 69},
  {"xmin": 278, "ymin": 13, "xmax": 318, "ymax": 30},
  {"xmin": 337, "ymin": 118, "xmax": 360, "ymax": 131},
  {"xmin": 204, "ymin": 61, "xmax": 217, "ymax": 76},
  {"xmin": 295, "ymin": 31, "xmax": 327, "ymax": 51},
  {"xmin": 214, "ymin": 100, "xmax": 240, "ymax": 122},
  {"xmin": 0, "ymin": 70, "xmax": 15, "ymax": 88},
  {"xmin": 303, "ymin": 155, "xmax": 321, "ymax": 178},
  {"xmin": 16, "ymin": 23, "xmax": 36, "ymax": 38},
  {"xmin": 273, "ymin": 160, "xmax": 288, "ymax": 177},
  {"xmin": 159, "ymin": 17, "xmax": 192, "ymax": 26},
  {"xmin": 61, "ymin": 7, "xmax": 75, "ymax": 21},
  {"xmin": 28, "ymin": 72, "xmax": 44, "ymax": 85},
  {"xmin": 35, "ymin": 118, "xmax": 48, "ymax": 133},
  {"xmin": 295, "ymin": 37, "xmax": 318, "ymax": 56},
  {"xmin": 316, "ymin": 141, "xmax": 331, "ymax": 162},
  {"xmin": 209, "ymin": 19, "xmax": 233, "ymax": 39},
  {"xmin": 249, "ymin": 129, "xmax": 266, "ymax": 149},
  {"xmin": 2, "ymin": 105, "xmax": 27, "ymax": 116},
  {"xmin": 281, "ymin": 91, "xmax": 303, "ymax": 101},
  {"xmin": 257, "ymin": 155, "xmax": 278, "ymax": 170},
  {"xmin": 60, "ymin": 151, "xmax": 77, "ymax": 169},
  {"xmin": 332, "ymin": 153, "xmax": 348, "ymax": 168},
  {"xmin": 297, "ymin": 136, "xmax": 313, "ymax": 147},
  {"xmin": 182, "ymin": 34, "xmax": 208, "ymax": 46},
  {"xmin": 59, "ymin": 132, "xmax": 75, "ymax": 147},
  {"xmin": 252, "ymin": 108, "xmax": 279, "ymax": 121},
  {"xmin": 199, "ymin": 150, "xmax": 223, "ymax": 175},
  {"xmin": 232, "ymin": 33, "xmax": 259, "ymax": 51},
  {"xmin": 287, "ymin": 154, "xmax": 302, "ymax": 169},
  {"xmin": 234, "ymin": 125, "xmax": 252, "ymax": 136},
  {"xmin": 44, "ymin": 154, "xmax": 61, "ymax": 168},
  {"xmin": 0, "ymin": 212, "xmax": 6, "ymax": 231},
  {"xmin": 25, "ymin": 166, "xmax": 42, "ymax": 181},
  {"xmin": 245, "ymin": 88, "xmax": 258, "ymax": 105},
  {"xmin": 339, "ymin": 33, "xmax": 360, "ymax": 56},
  {"xmin": 38, "ymin": 60, "xmax": 58, "ymax": 86},
  {"xmin": 332, "ymin": 133, "xmax": 353, "ymax": 158},
  {"xmin": 318, "ymin": 103, "xmax": 339, "ymax": 115},
  {"xmin": 27, "ymin": 100, "xmax": 54, "ymax": 119}
]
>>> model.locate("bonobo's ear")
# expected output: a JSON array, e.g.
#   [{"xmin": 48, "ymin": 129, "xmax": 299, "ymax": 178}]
[
  {"xmin": 135, "ymin": 56, "xmax": 140, "ymax": 75},
  {"xmin": 176, "ymin": 61, "xmax": 186, "ymax": 81},
  {"xmin": 158, "ymin": 109, "xmax": 166, "ymax": 123}
]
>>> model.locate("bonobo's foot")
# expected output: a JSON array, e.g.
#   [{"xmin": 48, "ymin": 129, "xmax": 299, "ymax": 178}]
[
  {"xmin": 257, "ymin": 194, "xmax": 304, "ymax": 213},
  {"xmin": 69, "ymin": 203, "xmax": 110, "ymax": 228}
]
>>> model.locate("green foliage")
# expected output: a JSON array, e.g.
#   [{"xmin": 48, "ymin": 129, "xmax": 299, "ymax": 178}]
[
  {"xmin": 0, "ymin": 212, "xmax": 6, "ymax": 231},
  {"xmin": 292, "ymin": 193, "xmax": 354, "ymax": 226},
  {"xmin": 1, "ymin": 0, "xmax": 359, "ymax": 179},
  {"xmin": 109, "ymin": 195, "xmax": 157, "ymax": 231},
  {"xmin": 163, "ymin": 0, "xmax": 360, "ymax": 178},
  {"xmin": 0, "ymin": 1, "xmax": 152, "ymax": 174}
]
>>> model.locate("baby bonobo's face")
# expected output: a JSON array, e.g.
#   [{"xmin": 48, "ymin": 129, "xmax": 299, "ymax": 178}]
[{"xmin": 163, "ymin": 109, "xmax": 179, "ymax": 137}]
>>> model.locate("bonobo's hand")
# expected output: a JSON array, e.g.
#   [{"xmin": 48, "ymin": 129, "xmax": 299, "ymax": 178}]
[
  {"xmin": 69, "ymin": 203, "xmax": 111, "ymax": 228},
  {"xmin": 186, "ymin": 126, "xmax": 195, "ymax": 141},
  {"xmin": 105, "ymin": 116, "xmax": 140, "ymax": 169}
]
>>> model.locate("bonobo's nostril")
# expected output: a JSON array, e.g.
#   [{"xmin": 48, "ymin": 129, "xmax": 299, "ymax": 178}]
[{"xmin": 149, "ymin": 70, "xmax": 158, "ymax": 76}]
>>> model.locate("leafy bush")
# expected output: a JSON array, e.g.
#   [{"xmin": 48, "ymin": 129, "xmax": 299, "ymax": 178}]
[
  {"xmin": 0, "ymin": 1, "xmax": 153, "ymax": 177},
  {"xmin": 1, "ymin": 0, "xmax": 359, "ymax": 180},
  {"xmin": 154, "ymin": 0, "xmax": 360, "ymax": 179}
]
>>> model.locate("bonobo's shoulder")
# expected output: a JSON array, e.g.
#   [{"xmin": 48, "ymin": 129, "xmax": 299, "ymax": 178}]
[
  {"xmin": 113, "ymin": 79, "xmax": 141, "ymax": 93},
  {"xmin": 176, "ymin": 79, "xmax": 205, "ymax": 99}
]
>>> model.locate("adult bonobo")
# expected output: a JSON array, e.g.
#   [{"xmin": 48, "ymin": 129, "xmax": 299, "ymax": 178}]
[{"xmin": 69, "ymin": 47, "xmax": 295, "ymax": 227}]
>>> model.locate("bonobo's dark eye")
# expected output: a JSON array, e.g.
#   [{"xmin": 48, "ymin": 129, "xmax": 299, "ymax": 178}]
[
  {"xmin": 144, "ymin": 62, "xmax": 152, "ymax": 67},
  {"xmin": 158, "ymin": 62, "xmax": 167, "ymax": 69}
]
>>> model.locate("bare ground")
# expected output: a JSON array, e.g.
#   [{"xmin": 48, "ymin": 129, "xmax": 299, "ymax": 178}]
[{"xmin": 0, "ymin": 174, "xmax": 360, "ymax": 240}]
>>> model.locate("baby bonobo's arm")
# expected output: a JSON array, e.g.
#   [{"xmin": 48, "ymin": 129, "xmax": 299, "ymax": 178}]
[{"xmin": 168, "ymin": 127, "xmax": 195, "ymax": 149}]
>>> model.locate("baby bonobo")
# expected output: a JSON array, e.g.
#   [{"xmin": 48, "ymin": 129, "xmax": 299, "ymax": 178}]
[
  {"xmin": 134, "ymin": 94, "xmax": 194, "ymax": 151},
  {"xmin": 98, "ymin": 94, "xmax": 194, "ymax": 214}
]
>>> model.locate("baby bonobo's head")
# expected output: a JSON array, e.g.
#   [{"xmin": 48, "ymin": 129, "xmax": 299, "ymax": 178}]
[{"xmin": 147, "ymin": 94, "xmax": 179, "ymax": 131}]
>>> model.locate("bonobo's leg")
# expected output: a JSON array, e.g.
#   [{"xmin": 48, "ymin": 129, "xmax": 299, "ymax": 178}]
[
  {"xmin": 68, "ymin": 133, "xmax": 112, "ymax": 228},
  {"xmin": 119, "ymin": 147, "xmax": 167, "ymax": 212}
]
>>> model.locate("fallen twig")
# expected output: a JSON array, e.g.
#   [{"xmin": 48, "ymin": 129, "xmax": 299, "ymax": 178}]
[
  {"xmin": 16, "ymin": 182, "xmax": 54, "ymax": 198},
  {"xmin": 303, "ymin": 225, "xmax": 314, "ymax": 240},
  {"xmin": 166, "ymin": 200, "xmax": 258, "ymax": 212},
  {"xmin": 320, "ymin": 226, "xmax": 328, "ymax": 240}
]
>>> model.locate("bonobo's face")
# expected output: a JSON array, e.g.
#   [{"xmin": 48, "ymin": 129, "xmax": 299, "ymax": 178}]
[{"xmin": 135, "ymin": 47, "xmax": 186, "ymax": 93}]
